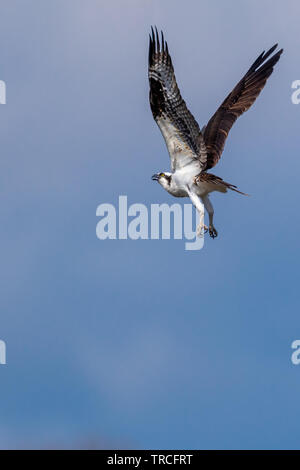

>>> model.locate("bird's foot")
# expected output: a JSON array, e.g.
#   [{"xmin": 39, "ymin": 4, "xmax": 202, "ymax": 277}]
[
  {"xmin": 196, "ymin": 223, "xmax": 208, "ymax": 237},
  {"xmin": 209, "ymin": 225, "xmax": 218, "ymax": 239}
]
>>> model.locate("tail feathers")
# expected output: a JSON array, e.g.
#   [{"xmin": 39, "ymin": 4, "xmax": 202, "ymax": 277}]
[
  {"xmin": 209, "ymin": 174, "xmax": 250, "ymax": 196},
  {"xmin": 195, "ymin": 172, "xmax": 249, "ymax": 196},
  {"xmin": 224, "ymin": 182, "xmax": 249, "ymax": 196}
]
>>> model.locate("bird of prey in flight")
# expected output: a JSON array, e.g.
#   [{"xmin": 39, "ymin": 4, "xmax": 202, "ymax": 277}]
[{"xmin": 149, "ymin": 27, "xmax": 282, "ymax": 238}]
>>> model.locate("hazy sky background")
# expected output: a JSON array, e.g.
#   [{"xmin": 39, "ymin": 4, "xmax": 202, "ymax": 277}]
[{"xmin": 0, "ymin": 0, "xmax": 300, "ymax": 449}]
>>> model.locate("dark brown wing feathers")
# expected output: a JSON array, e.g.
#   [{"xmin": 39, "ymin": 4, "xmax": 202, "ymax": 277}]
[{"xmin": 203, "ymin": 45, "xmax": 283, "ymax": 170}]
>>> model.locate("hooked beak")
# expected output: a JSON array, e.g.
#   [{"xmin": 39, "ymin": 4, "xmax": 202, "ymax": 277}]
[{"xmin": 151, "ymin": 173, "xmax": 160, "ymax": 181}]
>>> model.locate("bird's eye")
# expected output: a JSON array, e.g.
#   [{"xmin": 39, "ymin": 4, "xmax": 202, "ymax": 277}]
[{"xmin": 160, "ymin": 172, "xmax": 165, "ymax": 177}]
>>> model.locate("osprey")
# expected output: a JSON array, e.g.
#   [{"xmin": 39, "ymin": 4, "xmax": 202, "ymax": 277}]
[{"xmin": 149, "ymin": 28, "xmax": 282, "ymax": 238}]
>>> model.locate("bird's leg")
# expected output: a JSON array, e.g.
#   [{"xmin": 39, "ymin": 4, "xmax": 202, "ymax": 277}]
[
  {"xmin": 197, "ymin": 207, "xmax": 208, "ymax": 237},
  {"xmin": 202, "ymin": 195, "xmax": 218, "ymax": 239},
  {"xmin": 187, "ymin": 191, "xmax": 207, "ymax": 237}
]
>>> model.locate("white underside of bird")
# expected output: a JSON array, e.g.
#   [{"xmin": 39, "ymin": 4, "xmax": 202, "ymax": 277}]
[{"xmin": 152, "ymin": 160, "xmax": 222, "ymax": 238}]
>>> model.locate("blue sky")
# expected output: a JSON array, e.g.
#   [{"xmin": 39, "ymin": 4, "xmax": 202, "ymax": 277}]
[{"xmin": 0, "ymin": 0, "xmax": 300, "ymax": 449}]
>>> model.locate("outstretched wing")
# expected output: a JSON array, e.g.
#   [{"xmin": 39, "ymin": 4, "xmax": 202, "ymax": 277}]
[
  {"xmin": 202, "ymin": 44, "xmax": 283, "ymax": 170},
  {"xmin": 148, "ymin": 27, "xmax": 206, "ymax": 172}
]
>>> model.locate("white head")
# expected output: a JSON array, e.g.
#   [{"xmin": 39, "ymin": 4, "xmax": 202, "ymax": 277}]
[{"xmin": 151, "ymin": 172, "xmax": 172, "ymax": 190}]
